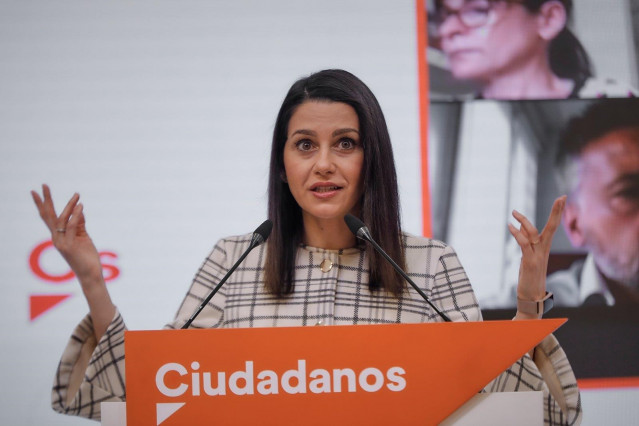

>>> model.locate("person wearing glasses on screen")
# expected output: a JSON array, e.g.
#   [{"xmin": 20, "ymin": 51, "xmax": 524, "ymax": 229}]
[{"xmin": 431, "ymin": 0, "xmax": 595, "ymax": 99}]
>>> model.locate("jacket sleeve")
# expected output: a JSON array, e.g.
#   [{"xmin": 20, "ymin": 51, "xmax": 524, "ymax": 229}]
[
  {"xmin": 433, "ymin": 244, "xmax": 582, "ymax": 425},
  {"xmin": 50, "ymin": 240, "xmax": 230, "ymax": 420},
  {"xmin": 51, "ymin": 310, "xmax": 126, "ymax": 420},
  {"xmin": 483, "ymin": 334, "xmax": 582, "ymax": 425}
]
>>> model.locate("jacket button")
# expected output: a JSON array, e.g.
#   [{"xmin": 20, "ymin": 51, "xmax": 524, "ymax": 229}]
[{"xmin": 320, "ymin": 259, "xmax": 333, "ymax": 273}]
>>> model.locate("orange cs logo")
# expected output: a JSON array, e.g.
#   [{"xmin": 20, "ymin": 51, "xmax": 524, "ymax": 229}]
[{"xmin": 28, "ymin": 240, "xmax": 120, "ymax": 321}]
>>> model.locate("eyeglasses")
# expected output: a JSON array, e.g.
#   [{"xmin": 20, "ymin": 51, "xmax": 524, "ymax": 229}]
[{"xmin": 431, "ymin": 0, "xmax": 521, "ymax": 30}]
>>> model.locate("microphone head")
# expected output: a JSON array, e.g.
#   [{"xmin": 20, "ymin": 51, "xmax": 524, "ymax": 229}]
[
  {"xmin": 252, "ymin": 219, "xmax": 273, "ymax": 245},
  {"xmin": 344, "ymin": 214, "xmax": 366, "ymax": 238}
]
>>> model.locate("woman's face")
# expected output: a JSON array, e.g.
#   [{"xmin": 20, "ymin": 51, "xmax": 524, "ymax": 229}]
[
  {"xmin": 436, "ymin": 0, "xmax": 545, "ymax": 82},
  {"xmin": 283, "ymin": 100, "xmax": 364, "ymax": 225}
]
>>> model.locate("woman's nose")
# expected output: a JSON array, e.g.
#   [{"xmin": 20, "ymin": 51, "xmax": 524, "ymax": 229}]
[
  {"xmin": 437, "ymin": 12, "xmax": 466, "ymax": 39},
  {"xmin": 313, "ymin": 147, "xmax": 336, "ymax": 175}
]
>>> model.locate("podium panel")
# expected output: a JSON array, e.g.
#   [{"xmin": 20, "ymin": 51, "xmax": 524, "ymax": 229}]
[
  {"xmin": 123, "ymin": 320, "xmax": 562, "ymax": 425},
  {"xmin": 102, "ymin": 392, "xmax": 543, "ymax": 426}
]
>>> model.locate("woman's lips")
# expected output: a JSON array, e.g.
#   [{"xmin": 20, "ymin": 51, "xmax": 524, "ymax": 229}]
[
  {"xmin": 446, "ymin": 48, "xmax": 480, "ymax": 60},
  {"xmin": 310, "ymin": 184, "xmax": 342, "ymax": 199}
]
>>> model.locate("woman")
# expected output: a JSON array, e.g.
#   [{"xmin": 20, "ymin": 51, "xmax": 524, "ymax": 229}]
[
  {"xmin": 33, "ymin": 69, "xmax": 581, "ymax": 423},
  {"xmin": 432, "ymin": 0, "xmax": 592, "ymax": 99}
]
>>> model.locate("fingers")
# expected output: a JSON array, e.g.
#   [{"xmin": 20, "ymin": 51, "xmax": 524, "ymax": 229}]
[
  {"xmin": 31, "ymin": 189, "xmax": 43, "ymax": 209},
  {"xmin": 512, "ymin": 209, "xmax": 540, "ymax": 244},
  {"xmin": 31, "ymin": 184, "xmax": 81, "ymax": 234},
  {"xmin": 518, "ymin": 221, "xmax": 532, "ymax": 241},
  {"xmin": 507, "ymin": 222, "xmax": 533, "ymax": 255},
  {"xmin": 65, "ymin": 203, "xmax": 83, "ymax": 238},
  {"xmin": 30, "ymin": 184, "xmax": 45, "ymax": 210},
  {"xmin": 540, "ymin": 196, "xmax": 567, "ymax": 239},
  {"xmin": 32, "ymin": 184, "xmax": 57, "ymax": 230},
  {"xmin": 57, "ymin": 193, "xmax": 80, "ymax": 230},
  {"xmin": 42, "ymin": 183, "xmax": 53, "ymax": 211},
  {"xmin": 75, "ymin": 204, "xmax": 88, "ymax": 236},
  {"xmin": 509, "ymin": 196, "xmax": 568, "ymax": 251}
]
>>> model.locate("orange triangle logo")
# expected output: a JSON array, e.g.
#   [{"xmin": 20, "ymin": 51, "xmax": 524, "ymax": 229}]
[
  {"xmin": 125, "ymin": 319, "xmax": 565, "ymax": 425},
  {"xmin": 29, "ymin": 293, "xmax": 72, "ymax": 321}
]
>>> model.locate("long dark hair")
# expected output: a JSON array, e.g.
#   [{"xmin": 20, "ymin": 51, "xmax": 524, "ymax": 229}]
[
  {"xmin": 521, "ymin": 0, "xmax": 592, "ymax": 90},
  {"xmin": 264, "ymin": 69, "xmax": 405, "ymax": 297}
]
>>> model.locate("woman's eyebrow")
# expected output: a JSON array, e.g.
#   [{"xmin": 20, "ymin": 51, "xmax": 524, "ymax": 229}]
[
  {"xmin": 333, "ymin": 128, "xmax": 360, "ymax": 136},
  {"xmin": 290, "ymin": 128, "xmax": 360, "ymax": 137},
  {"xmin": 290, "ymin": 129, "xmax": 316, "ymax": 137}
]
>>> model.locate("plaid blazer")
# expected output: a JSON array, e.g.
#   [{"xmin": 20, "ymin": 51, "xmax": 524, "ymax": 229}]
[{"xmin": 52, "ymin": 233, "xmax": 582, "ymax": 424}]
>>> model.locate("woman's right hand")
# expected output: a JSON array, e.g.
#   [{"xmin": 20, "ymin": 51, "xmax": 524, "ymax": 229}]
[
  {"xmin": 31, "ymin": 184, "xmax": 103, "ymax": 286},
  {"xmin": 31, "ymin": 184, "xmax": 115, "ymax": 340}
]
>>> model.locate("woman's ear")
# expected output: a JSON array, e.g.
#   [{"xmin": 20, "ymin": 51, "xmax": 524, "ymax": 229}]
[
  {"xmin": 562, "ymin": 199, "xmax": 586, "ymax": 248},
  {"xmin": 280, "ymin": 170, "xmax": 288, "ymax": 183},
  {"xmin": 536, "ymin": 0, "xmax": 567, "ymax": 41}
]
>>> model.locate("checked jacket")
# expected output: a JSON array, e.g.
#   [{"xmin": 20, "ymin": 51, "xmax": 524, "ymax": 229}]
[{"xmin": 52, "ymin": 233, "xmax": 582, "ymax": 424}]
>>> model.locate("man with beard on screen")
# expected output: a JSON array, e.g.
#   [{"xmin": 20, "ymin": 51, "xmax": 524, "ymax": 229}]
[{"xmin": 549, "ymin": 99, "xmax": 639, "ymax": 306}]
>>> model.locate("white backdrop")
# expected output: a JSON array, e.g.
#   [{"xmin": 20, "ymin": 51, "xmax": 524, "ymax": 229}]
[{"xmin": 0, "ymin": 1, "xmax": 422, "ymax": 424}]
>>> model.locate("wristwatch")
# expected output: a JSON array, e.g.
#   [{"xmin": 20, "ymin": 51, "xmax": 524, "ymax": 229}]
[{"xmin": 517, "ymin": 291, "xmax": 554, "ymax": 316}]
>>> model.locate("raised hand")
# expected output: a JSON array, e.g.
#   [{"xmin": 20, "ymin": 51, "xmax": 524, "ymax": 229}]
[
  {"xmin": 508, "ymin": 196, "xmax": 566, "ymax": 317},
  {"xmin": 31, "ymin": 184, "xmax": 115, "ymax": 339},
  {"xmin": 31, "ymin": 184, "xmax": 103, "ymax": 285}
]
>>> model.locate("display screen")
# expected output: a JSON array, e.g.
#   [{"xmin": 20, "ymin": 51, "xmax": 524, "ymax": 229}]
[{"xmin": 420, "ymin": 1, "xmax": 639, "ymax": 423}]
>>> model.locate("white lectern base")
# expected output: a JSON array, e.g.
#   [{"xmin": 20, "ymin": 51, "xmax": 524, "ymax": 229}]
[
  {"xmin": 441, "ymin": 391, "xmax": 542, "ymax": 425},
  {"xmin": 102, "ymin": 391, "xmax": 542, "ymax": 426}
]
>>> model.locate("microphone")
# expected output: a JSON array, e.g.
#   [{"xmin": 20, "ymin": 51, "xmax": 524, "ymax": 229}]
[
  {"xmin": 182, "ymin": 219, "xmax": 273, "ymax": 329},
  {"xmin": 344, "ymin": 214, "xmax": 451, "ymax": 322}
]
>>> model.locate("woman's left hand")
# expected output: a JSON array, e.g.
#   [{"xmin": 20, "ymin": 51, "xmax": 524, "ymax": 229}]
[{"xmin": 508, "ymin": 196, "xmax": 566, "ymax": 318}]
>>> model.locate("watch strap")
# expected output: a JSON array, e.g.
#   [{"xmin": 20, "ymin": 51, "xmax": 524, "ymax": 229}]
[{"xmin": 517, "ymin": 291, "xmax": 554, "ymax": 316}]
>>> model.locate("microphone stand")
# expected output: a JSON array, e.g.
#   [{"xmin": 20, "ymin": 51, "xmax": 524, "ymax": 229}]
[{"xmin": 344, "ymin": 214, "xmax": 451, "ymax": 322}]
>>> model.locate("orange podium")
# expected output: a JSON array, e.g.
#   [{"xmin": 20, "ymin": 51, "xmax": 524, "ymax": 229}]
[{"xmin": 120, "ymin": 319, "xmax": 564, "ymax": 425}]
